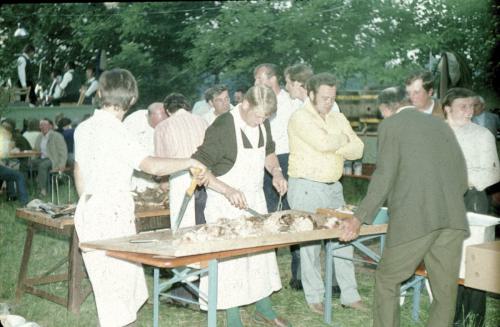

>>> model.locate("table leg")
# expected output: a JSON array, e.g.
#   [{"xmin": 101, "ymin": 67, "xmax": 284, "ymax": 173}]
[
  {"xmin": 153, "ymin": 268, "xmax": 160, "ymax": 327},
  {"xmin": 324, "ymin": 240, "xmax": 333, "ymax": 325},
  {"xmin": 207, "ymin": 259, "xmax": 218, "ymax": 327},
  {"xmin": 68, "ymin": 230, "xmax": 86, "ymax": 314},
  {"xmin": 16, "ymin": 223, "xmax": 34, "ymax": 303}
]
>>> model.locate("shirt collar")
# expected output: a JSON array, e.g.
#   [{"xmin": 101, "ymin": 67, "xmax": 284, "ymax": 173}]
[
  {"xmin": 396, "ymin": 105, "xmax": 415, "ymax": 114},
  {"xmin": 422, "ymin": 99, "xmax": 435, "ymax": 114}
]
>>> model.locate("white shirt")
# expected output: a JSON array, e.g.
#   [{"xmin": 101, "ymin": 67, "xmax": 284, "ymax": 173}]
[
  {"xmin": 202, "ymin": 108, "xmax": 218, "ymax": 126},
  {"xmin": 192, "ymin": 100, "xmax": 211, "ymax": 116},
  {"xmin": 122, "ymin": 109, "xmax": 157, "ymax": 191},
  {"xmin": 75, "ymin": 109, "xmax": 148, "ymax": 194},
  {"xmin": 270, "ymin": 89, "xmax": 300, "ymax": 155},
  {"xmin": 422, "ymin": 99, "xmax": 435, "ymax": 115},
  {"xmin": 22, "ymin": 131, "xmax": 41, "ymax": 149},
  {"xmin": 48, "ymin": 76, "xmax": 62, "ymax": 99},
  {"xmin": 59, "ymin": 69, "xmax": 74, "ymax": 90},
  {"xmin": 40, "ymin": 133, "xmax": 50, "ymax": 159},
  {"xmin": 122, "ymin": 109, "xmax": 154, "ymax": 155},
  {"xmin": 85, "ymin": 77, "xmax": 99, "ymax": 97},
  {"xmin": 451, "ymin": 122, "xmax": 500, "ymax": 191},
  {"xmin": 17, "ymin": 53, "xmax": 29, "ymax": 87}
]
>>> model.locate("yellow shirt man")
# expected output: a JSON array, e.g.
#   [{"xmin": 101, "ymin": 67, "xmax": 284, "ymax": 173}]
[{"xmin": 288, "ymin": 99, "xmax": 364, "ymax": 183}]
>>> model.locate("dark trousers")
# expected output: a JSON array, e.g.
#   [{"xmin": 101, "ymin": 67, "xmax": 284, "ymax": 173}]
[
  {"xmin": 0, "ymin": 165, "xmax": 29, "ymax": 205},
  {"xmin": 452, "ymin": 189, "xmax": 489, "ymax": 327},
  {"xmin": 168, "ymin": 186, "xmax": 207, "ymax": 303},
  {"xmin": 263, "ymin": 153, "xmax": 301, "ymax": 280}
]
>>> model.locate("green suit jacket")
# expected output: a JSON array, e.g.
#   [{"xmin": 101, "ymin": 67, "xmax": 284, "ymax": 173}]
[
  {"xmin": 355, "ymin": 107, "xmax": 469, "ymax": 247},
  {"xmin": 35, "ymin": 130, "xmax": 68, "ymax": 170}
]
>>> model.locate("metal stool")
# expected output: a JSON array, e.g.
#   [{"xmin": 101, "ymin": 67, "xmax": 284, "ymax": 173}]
[{"xmin": 50, "ymin": 170, "xmax": 72, "ymax": 205}]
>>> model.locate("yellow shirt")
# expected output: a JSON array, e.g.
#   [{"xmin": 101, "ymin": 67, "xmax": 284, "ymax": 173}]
[{"xmin": 288, "ymin": 100, "xmax": 364, "ymax": 183}]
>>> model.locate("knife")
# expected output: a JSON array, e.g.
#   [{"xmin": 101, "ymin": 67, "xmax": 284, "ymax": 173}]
[
  {"xmin": 246, "ymin": 207, "xmax": 266, "ymax": 219},
  {"xmin": 173, "ymin": 169, "xmax": 200, "ymax": 233}
]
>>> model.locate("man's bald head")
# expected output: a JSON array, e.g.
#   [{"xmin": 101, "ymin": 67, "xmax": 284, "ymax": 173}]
[{"xmin": 147, "ymin": 102, "xmax": 167, "ymax": 128}]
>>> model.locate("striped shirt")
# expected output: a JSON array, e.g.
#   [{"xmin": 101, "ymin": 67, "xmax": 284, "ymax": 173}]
[{"xmin": 154, "ymin": 109, "xmax": 208, "ymax": 158}]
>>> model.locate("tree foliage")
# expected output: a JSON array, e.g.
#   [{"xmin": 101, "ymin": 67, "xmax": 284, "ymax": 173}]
[{"xmin": 0, "ymin": 1, "xmax": 497, "ymax": 107}]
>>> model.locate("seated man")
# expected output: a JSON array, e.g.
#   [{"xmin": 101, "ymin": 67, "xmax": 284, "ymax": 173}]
[
  {"xmin": 53, "ymin": 61, "xmax": 81, "ymax": 105},
  {"xmin": 32, "ymin": 118, "xmax": 68, "ymax": 196},
  {"xmin": 0, "ymin": 126, "xmax": 29, "ymax": 205},
  {"xmin": 81, "ymin": 65, "xmax": 99, "ymax": 105}
]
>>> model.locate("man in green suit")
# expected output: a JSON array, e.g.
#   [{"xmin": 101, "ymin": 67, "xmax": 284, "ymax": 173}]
[{"xmin": 340, "ymin": 86, "xmax": 469, "ymax": 327}]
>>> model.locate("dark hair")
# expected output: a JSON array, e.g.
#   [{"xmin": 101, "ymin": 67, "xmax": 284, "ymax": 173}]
[
  {"xmin": 41, "ymin": 118, "xmax": 54, "ymax": 127},
  {"xmin": 377, "ymin": 86, "xmax": 407, "ymax": 107},
  {"xmin": 27, "ymin": 118, "xmax": 39, "ymax": 131},
  {"xmin": 204, "ymin": 84, "xmax": 228, "ymax": 102},
  {"xmin": 57, "ymin": 117, "xmax": 72, "ymax": 129},
  {"xmin": 1, "ymin": 118, "xmax": 16, "ymax": 131},
  {"xmin": 97, "ymin": 69, "xmax": 138, "ymax": 112},
  {"xmin": 254, "ymin": 63, "xmax": 279, "ymax": 78},
  {"xmin": 163, "ymin": 93, "xmax": 191, "ymax": 113},
  {"xmin": 23, "ymin": 44, "xmax": 35, "ymax": 54},
  {"xmin": 306, "ymin": 72, "xmax": 337, "ymax": 95},
  {"xmin": 86, "ymin": 65, "xmax": 95, "ymax": 74},
  {"xmin": 405, "ymin": 71, "xmax": 435, "ymax": 92},
  {"xmin": 51, "ymin": 68, "xmax": 62, "ymax": 76},
  {"xmin": 66, "ymin": 61, "xmax": 76, "ymax": 70},
  {"xmin": 284, "ymin": 63, "xmax": 314, "ymax": 85},
  {"xmin": 442, "ymin": 88, "xmax": 476, "ymax": 107}
]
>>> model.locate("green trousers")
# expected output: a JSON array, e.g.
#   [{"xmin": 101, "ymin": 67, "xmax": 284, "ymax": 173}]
[{"xmin": 373, "ymin": 229, "xmax": 466, "ymax": 327}]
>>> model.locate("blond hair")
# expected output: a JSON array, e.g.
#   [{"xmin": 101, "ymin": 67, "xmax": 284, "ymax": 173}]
[{"xmin": 244, "ymin": 85, "xmax": 277, "ymax": 116}]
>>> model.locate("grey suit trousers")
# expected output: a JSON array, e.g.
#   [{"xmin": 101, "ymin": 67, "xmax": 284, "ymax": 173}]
[
  {"xmin": 374, "ymin": 228, "xmax": 466, "ymax": 327},
  {"xmin": 288, "ymin": 177, "xmax": 361, "ymax": 305}
]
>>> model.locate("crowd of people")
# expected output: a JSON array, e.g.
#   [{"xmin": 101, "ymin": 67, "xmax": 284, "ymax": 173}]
[
  {"xmin": 13, "ymin": 43, "xmax": 99, "ymax": 107},
  {"xmin": 1, "ymin": 57, "xmax": 499, "ymax": 327}
]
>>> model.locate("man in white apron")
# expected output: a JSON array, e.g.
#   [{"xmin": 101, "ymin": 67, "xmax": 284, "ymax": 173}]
[
  {"xmin": 193, "ymin": 85, "xmax": 291, "ymax": 327},
  {"xmin": 74, "ymin": 69, "xmax": 207, "ymax": 327}
]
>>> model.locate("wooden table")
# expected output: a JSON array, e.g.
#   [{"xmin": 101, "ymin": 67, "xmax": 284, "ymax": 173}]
[
  {"xmin": 6, "ymin": 151, "xmax": 41, "ymax": 159},
  {"xmin": 15, "ymin": 207, "xmax": 170, "ymax": 314},
  {"xmin": 82, "ymin": 212, "xmax": 387, "ymax": 326}
]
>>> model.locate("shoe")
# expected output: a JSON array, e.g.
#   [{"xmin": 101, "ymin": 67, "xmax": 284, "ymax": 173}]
[
  {"xmin": 289, "ymin": 278, "xmax": 303, "ymax": 290},
  {"xmin": 341, "ymin": 300, "xmax": 367, "ymax": 311},
  {"xmin": 253, "ymin": 312, "xmax": 291, "ymax": 327},
  {"xmin": 307, "ymin": 302, "xmax": 324, "ymax": 315}
]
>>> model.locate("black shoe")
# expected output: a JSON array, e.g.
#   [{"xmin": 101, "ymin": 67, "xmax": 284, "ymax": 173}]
[
  {"xmin": 7, "ymin": 196, "xmax": 18, "ymax": 202},
  {"xmin": 289, "ymin": 278, "xmax": 303, "ymax": 290}
]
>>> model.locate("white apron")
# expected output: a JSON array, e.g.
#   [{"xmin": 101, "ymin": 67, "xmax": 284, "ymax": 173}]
[
  {"xmin": 169, "ymin": 170, "xmax": 196, "ymax": 229},
  {"xmin": 74, "ymin": 191, "xmax": 148, "ymax": 327},
  {"xmin": 199, "ymin": 109, "xmax": 282, "ymax": 310}
]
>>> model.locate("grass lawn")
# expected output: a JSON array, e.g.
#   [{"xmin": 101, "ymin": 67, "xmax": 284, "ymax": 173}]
[{"xmin": 0, "ymin": 179, "xmax": 499, "ymax": 326}]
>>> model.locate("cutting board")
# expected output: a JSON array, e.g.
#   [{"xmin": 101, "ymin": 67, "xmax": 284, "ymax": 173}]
[{"xmin": 81, "ymin": 210, "xmax": 387, "ymax": 258}]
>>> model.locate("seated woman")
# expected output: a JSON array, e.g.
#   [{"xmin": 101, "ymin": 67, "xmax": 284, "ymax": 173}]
[{"xmin": 192, "ymin": 85, "xmax": 290, "ymax": 327}]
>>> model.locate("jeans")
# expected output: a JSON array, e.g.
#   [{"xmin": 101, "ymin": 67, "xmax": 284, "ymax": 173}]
[{"xmin": 0, "ymin": 165, "xmax": 29, "ymax": 205}]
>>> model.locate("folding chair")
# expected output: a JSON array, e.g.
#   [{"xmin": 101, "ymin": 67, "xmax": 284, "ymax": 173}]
[{"xmin": 49, "ymin": 167, "xmax": 73, "ymax": 204}]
